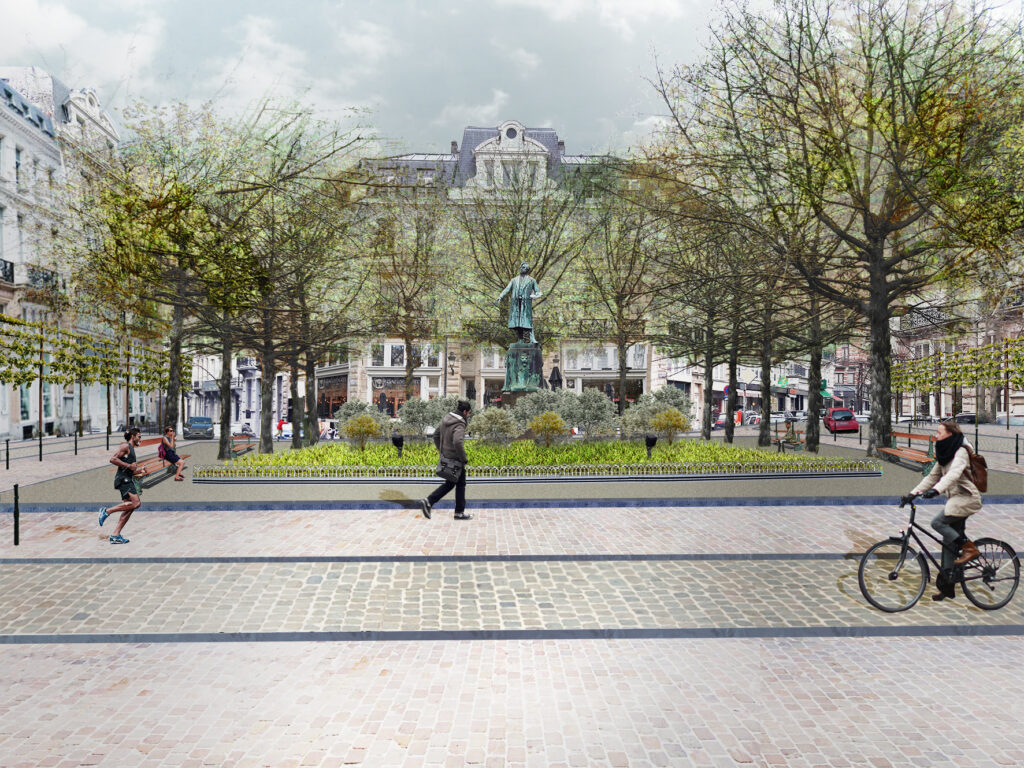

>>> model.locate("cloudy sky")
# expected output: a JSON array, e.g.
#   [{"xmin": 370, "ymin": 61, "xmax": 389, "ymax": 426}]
[{"xmin": 0, "ymin": 0, "xmax": 718, "ymax": 155}]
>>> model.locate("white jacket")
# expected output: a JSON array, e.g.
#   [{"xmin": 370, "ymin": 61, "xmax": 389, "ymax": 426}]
[{"xmin": 912, "ymin": 442, "xmax": 982, "ymax": 518}]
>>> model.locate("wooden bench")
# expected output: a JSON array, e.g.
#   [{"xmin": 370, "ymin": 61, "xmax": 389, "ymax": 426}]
[
  {"xmin": 110, "ymin": 443, "xmax": 191, "ymax": 489},
  {"xmin": 230, "ymin": 434, "xmax": 256, "ymax": 457},
  {"xmin": 772, "ymin": 428, "xmax": 805, "ymax": 452},
  {"xmin": 876, "ymin": 431, "xmax": 935, "ymax": 474}
]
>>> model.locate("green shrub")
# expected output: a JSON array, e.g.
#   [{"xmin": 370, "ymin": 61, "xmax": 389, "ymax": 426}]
[
  {"xmin": 652, "ymin": 385, "xmax": 693, "ymax": 416},
  {"xmin": 574, "ymin": 387, "xmax": 618, "ymax": 437},
  {"xmin": 470, "ymin": 406, "xmax": 520, "ymax": 442},
  {"xmin": 343, "ymin": 414, "xmax": 382, "ymax": 451},
  {"xmin": 528, "ymin": 411, "xmax": 569, "ymax": 447},
  {"xmin": 334, "ymin": 400, "xmax": 390, "ymax": 434},
  {"xmin": 650, "ymin": 408, "xmax": 690, "ymax": 445}
]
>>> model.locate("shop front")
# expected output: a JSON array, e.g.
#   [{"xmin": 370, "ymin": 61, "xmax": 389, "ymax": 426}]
[
  {"xmin": 317, "ymin": 374, "xmax": 348, "ymax": 418},
  {"xmin": 371, "ymin": 376, "xmax": 420, "ymax": 417}
]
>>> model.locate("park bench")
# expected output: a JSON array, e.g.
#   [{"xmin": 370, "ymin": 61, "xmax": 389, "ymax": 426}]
[
  {"xmin": 109, "ymin": 438, "xmax": 191, "ymax": 489},
  {"xmin": 230, "ymin": 434, "xmax": 256, "ymax": 457},
  {"xmin": 772, "ymin": 426, "xmax": 805, "ymax": 453},
  {"xmin": 876, "ymin": 431, "xmax": 935, "ymax": 474}
]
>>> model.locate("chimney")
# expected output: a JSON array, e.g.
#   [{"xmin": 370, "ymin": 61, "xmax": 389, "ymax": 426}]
[
  {"xmin": 557, "ymin": 140, "xmax": 565, "ymax": 156},
  {"xmin": 451, "ymin": 140, "xmax": 458, "ymax": 155}
]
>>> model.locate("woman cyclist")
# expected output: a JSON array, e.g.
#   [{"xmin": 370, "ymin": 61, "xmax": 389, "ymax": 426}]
[{"xmin": 901, "ymin": 420, "xmax": 982, "ymax": 601}]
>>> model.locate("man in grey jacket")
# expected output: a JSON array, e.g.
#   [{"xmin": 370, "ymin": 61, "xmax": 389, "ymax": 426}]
[{"xmin": 420, "ymin": 400, "xmax": 473, "ymax": 521}]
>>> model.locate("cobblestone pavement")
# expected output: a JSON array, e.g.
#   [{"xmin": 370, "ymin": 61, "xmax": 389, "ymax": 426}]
[{"xmin": 2, "ymin": 503, "xmax": 1024, "ymax": 766}]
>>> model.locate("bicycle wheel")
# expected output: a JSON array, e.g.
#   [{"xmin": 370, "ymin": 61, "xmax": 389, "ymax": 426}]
[
  {"xmin": 859, "ymin": 538, "xmax": 928, "ymax": 612},
  {"xmin": 960, "ymin": 538, "xmax": 1020, "ymax": 610}
]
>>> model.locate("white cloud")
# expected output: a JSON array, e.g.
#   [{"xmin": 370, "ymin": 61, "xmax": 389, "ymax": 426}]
[
  {"xmin": 0, "ymin": 0, "xmax": 164, "ymax": 96},
  {"xmin": 493, "ymin": 0, "xmax": 686, "ymax": 40},
  {"xmin": 433, "ymin": 88, "xmax": 510, "ymax": 126},
  {"xmin": 337, "ymin": 20, "xmax": 395, "ymax": 65},
  {"xmin": 204, "ymin": 16, "xmax": 370, "ymax": 116},
  {"xmin": 490, "ymin": 39, "xmax": 541, "ymax": 74}
]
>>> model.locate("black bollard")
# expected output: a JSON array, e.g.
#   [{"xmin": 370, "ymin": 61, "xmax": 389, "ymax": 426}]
[
  {"xmin": 645, "ymin": 434, "xmax": 657, "ymax": 459},
  {"xmin": 1016, "ymin": 434, "xmax": 1019, "ymax": 465},
  {"xmin": 13, "ymin": 484, "xmax": 19, "ymax": 546},
  {"xmin": 106, "ymin": 429, "xmax": 110, "ymax": 451},
  {"xmin": 5, "ymin": 439, "xmax": 8, "ymax": 470},
  {"xmin": 858, "ymin": 426, "xmax": 862, "ymax": 445},
  {"xmin": 39, "ymin": 431, "xmax": 42, "ymax": 462},
  {"xmin": 391, "ymin": 432, "xmax": 405, "ymax": 459},
  {"xmin": 75, "ymin": 430, "xmax": 78, "ymax": 456}
]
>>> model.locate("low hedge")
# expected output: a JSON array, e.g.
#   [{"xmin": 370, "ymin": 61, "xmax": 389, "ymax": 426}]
[{"xmin": 192, "ymin": 439, "xmax": 881, "ymax": 480}]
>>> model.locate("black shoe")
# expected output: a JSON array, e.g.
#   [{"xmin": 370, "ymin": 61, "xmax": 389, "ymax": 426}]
[
  {"xmin": 453, "ymin": 512, "xmax": 473, "ymax": 521},
  {"xmin": 419, "ymin": 499, "xmax": 431, "ymax": 520}
]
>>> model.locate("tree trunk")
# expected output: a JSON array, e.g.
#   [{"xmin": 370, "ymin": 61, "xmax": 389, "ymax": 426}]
[
  {"xmin": 617, "ymin": 337, "xmax": 629, "ymax": 416},
  {"xmin": 404, "ymin": 334, "xmax": 416, "ymax": 403},
  {"xmin": 724, "ymin": 327, "xmax": 739, "ymax": 444},
  {"xmin": 701, "ymin": 346, "xmax": 714, "ymax": 440},
  {"xmin": 866, "ymin": 271, "xmax": 893, "ymax": 456},
  {"xmin": 805, "ymin": 306, "xmax": 822, "ymax": 453},
  {"xmin": 218, "ymin": 333, "xmax": 233, "ymax": 461},
  {"xmin": 290, "ymin": 355, "xmax": 302, "ymax": 450},
  {"xmin": 164, "ymin": 302, "xmax": 184, "ymax": 431},
  {"xmin": 304, "ymin": 351, "xmax": 318, "ymax": 447},
  {"xmin": 758, "ymin": 328, "xmax": 771, "ymax": 447},
  {"xmin": 258, "ymin": 352, "xmax": 274, "ymax": 454}
]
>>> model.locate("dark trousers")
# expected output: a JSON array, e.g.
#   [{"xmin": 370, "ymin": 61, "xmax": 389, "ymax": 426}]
[
  {"xmin": 931, "ymin": 512, "xmax": 967, "ymax": 572},
  {"xmin": 427, "ymin": 467, "xmax": 466, "ymax": 514}
]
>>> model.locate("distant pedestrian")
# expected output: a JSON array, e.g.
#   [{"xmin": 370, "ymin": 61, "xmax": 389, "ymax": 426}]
[
  {"xmin": 276, "ymin": 417, "xmax": 285, "ymax": 440},
  {"xmin": 420, "ymin": 400, "xmax": 473, "ymax": 521},
  {"xmin": 160, "ymin": 426, "xmax": 186, "ymax": 481},
  {"xmin": 98, "ymin": 427, "xmax": 144, "ymax": 544}
]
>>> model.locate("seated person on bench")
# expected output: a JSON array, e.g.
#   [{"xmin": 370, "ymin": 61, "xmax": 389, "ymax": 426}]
[{"xmin": 161, "ymin": 426, "xmax": 186, "ymax": 481}]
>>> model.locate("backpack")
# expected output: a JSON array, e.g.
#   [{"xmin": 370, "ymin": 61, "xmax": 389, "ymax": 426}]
[
  {"xmin": 965, "ymin": 446, "xmax": 988, "ymax": 493},
  {"xmin": 158, "ymin": 441, "xmax": 167, "ymax": 460}
]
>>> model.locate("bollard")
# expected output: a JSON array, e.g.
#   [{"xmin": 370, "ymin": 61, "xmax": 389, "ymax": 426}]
[
  {"xmin": 858, "ymin": 426, "xmax": 862, "ymax": 445},
  {"xmin": 974, "ymin": 423, "xmax": 979, "ymax": 450},
  {"xmin": 5, "ymin": 439, "xmax": 8, "ymax": 470},
  {"xmin": 39, "ymin": 432, "xmax": 42, "ymax": 462},
  {"xmin": 1016, "ymin": 434, "xmax": 1019, "ymax": 464},
  {"xmin": 13, "ymin": 484, "xmax": 19, "ymax": 546},
  {"xmin": 106, "ymin": 430, "xmax": 110, "ymax": 451},
  {"xmin": 75, "ymin": 430, "xmax": 78, "ymax": 456}
]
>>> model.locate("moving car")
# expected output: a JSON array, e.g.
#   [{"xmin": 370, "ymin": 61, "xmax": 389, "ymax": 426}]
[
  {"xmin": 823, "ymin": 407, "xmax": 858, "ymax": 433},
  {"xmin": 183, "ymin": 416, "xmax": 214, "ymax": 439}
]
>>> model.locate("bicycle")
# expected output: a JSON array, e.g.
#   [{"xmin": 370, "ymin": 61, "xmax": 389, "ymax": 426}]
[{"xmin": 858, "ymin": 498, "xmax": 1020, "ymax": 612}]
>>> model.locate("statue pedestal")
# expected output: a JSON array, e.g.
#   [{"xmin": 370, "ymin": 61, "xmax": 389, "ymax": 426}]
[{"xmin": 503, "ymin": 343, "xmax": 543, "ymax": 395}]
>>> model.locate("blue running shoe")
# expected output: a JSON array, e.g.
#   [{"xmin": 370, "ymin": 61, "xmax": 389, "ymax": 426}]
[
  {"xmin": 109, "ymin": 534, "xmax": 129, "ymax": 544},
  {"xmin": 98, "ymin": 507, "xmax": 109, "ymax": 527}
]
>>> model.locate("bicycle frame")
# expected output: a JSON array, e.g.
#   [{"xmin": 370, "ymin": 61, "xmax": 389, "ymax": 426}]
[{"xmin": 889, "ymin": 501, "xmax": 949, "ymax": 578}]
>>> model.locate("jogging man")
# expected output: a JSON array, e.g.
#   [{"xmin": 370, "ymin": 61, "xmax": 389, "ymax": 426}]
[{"xmin": 99, "ymin": 427, "xmax": 144, "ymax": 544}]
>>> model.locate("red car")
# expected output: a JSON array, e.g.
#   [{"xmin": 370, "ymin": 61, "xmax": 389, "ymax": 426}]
[{"xmin": 823, "ymin": 407, "xmax": 859, "ymax": 433}]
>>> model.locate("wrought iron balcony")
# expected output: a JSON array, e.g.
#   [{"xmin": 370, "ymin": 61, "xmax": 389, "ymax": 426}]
[
  {"xmin": 26, "ymin": 265, "xmax": 60, "ymax": 290},
  {"xmin": 236, "ymin": 356, "xmax": 258, "ymax": 370},
  {"xmin": 0, "ymin": 259, "xmax": 13, "ymax": 284}
]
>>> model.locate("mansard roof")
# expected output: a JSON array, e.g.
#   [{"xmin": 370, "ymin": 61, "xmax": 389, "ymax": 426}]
[
  {"xmin": 362, "ymin": 121, "xmax": 599, "ymax": 188},
  {"xmin": 0, "ymin": 79, "xmax": 57, "ymax": 141}
]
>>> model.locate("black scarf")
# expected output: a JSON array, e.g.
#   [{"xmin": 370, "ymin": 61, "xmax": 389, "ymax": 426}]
[{"xmin": 935, "ymin": 432, "xmax": 964, "ymax": 467}]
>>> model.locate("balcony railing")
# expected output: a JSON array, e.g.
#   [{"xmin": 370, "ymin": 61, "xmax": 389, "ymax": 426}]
[
  {"xmin": 236, "ymin": 356, "xmax": 258, "ymax": 370},
  {"xmin": 0, "ymin": 259, "xmax": 13, "ymax": 284}
]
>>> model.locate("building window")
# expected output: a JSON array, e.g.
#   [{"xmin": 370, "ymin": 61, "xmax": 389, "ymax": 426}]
[
  {"xmin": 371, "ymin": 343, "xmax": 384, "ymax": 367},
  {"xmin": 17, "ymin": 215, "xmax": 24, "ymax": 259},
  {"xmin": 390, "ymin": 343, "xmax": 405, "ymax": 367},
  {"xmin": 14, "ymin": 147, "xmax": 22, "ymax": 187}
]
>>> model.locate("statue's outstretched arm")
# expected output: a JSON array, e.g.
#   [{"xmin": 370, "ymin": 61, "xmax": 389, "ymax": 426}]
[{"xmin": 498, "ymin": 279, "xmax": 513, "ymax": 300}]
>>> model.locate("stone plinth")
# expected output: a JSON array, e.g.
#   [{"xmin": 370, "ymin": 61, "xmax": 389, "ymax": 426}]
[{"xmin": 503, "ymin": 343, "xmax": 543, "ymax": 393}]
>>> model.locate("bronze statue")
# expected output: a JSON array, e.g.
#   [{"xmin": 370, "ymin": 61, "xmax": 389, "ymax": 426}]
[{"xmin": 497, "ymin": 262, "xmax": 542, "ymax": 344}]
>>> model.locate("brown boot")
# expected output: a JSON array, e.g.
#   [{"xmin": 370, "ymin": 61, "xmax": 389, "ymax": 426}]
[{"xmin": 954, "ymin": 541, "xmax": 980, "ymax": 566}]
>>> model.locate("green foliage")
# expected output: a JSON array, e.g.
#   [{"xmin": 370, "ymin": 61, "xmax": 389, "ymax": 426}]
[
  {"xmin": 528, "ymin": 411, "xmax": 569, "ymax": 447},
  {"xmin": 510, "ymin": 390, "xmax": 573, "ymax": 429},
  {"xmin": 574, "ymin": 387, "xmax": 618, "ymax": 436},
  {"xmin": 469, "ymin": 406, "xmax": 520, "ymax": 442},
  {"xmin": 227, "ymin": 437, "xmax": 875, "ymax": 472},
  {"xmin": 650, "ymin": 408, "xmax": 690, "ymax": 445},
  {"xmin": 652, "ymin": 385, "xmax": 693, "ymax": 415},
  {"xmin": 620, "ymin": 390, "xmax": 695, "ymax": 438},
  {"xmin": 334, "ymin": 399, "xmax": 390, "ymax": 433},
  {"xmin": 343, "ymin": 414, "xmax": 382, "ymax": 451}
]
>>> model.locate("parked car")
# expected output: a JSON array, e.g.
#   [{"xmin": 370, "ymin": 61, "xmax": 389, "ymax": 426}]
[
  {"xmin": 954, "ymin": 412, "xmax": 977, "ymax": 424},
  {"xmin": 713, "ymin": 410, "xmax": 744, "ymax": 429},
  {"xmin": 745, "ymin": 412, "xmax": 762, "ymax": 426},
  {"xmin": 182, "ymin": 416, "xmax": 214, "ymax": 439},
  {"xmin": 789, "ymin": 410, "xmax": 807, "ymax": 421},
  {"xmin": 823, "ymin": 407, "xmax": 858, "ymax": 433},
  {"xmin": 231, "ymin": 422, "xmax": 255, "ymax": 436},
  {"xmin": 854, "ymin": 412, "xmax": 870, "ymax": 424},
  {"xmin": 769, "ymin": 412, "xmax": 788, "ymax": 425}
]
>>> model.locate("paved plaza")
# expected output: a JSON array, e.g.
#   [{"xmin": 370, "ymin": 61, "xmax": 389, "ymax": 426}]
[{"xmin": 2, "ymin": 499, "xmax": 1024, "ymax": 767}]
